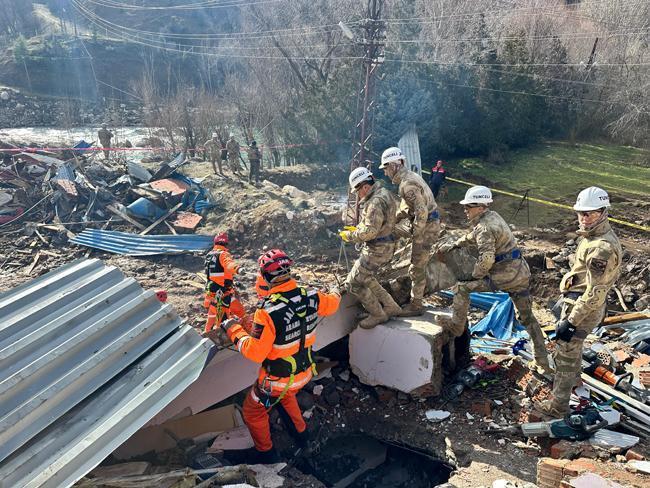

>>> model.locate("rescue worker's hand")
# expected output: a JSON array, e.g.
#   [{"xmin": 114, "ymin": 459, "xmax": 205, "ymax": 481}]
[
  {"xmin": 344, "ymin": 225, "xmax": 357, "ymax": 232},
  {"xmin": 201, "ymin": 328, "xmax": 221, "ymax": 344},
  {"xmin": 220, "ymin": 317, "xmax": 241, "ymax": 335},
  {"xmin": 555, "ymin": 319, "xmax": 576, "ymax": 342},
  {"xmin": 339, "ymin": 230, "xmax": 352, "ymax": 242},
  {"xmin": 437, "ymin": 241, "xmax": 456, "ymax": 254}
]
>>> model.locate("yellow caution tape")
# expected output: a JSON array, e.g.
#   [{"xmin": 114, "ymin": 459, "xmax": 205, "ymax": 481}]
[{"xmin": 423, "ymin": 170, "xmax": 650, "ymax": 232}]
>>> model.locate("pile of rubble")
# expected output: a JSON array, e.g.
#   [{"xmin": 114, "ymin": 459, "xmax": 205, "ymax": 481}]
[{"xmin": 0, "ymin": 145, "xmax": 215, "ymax": 243}]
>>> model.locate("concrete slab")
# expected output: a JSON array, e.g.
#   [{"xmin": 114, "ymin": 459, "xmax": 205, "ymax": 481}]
[{"xmin": 349, "ymin": 307, "xmax": 449, "ymax": 396}]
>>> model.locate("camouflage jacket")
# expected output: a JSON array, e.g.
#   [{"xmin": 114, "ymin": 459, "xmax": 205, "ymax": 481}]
[
  {"xmin": 391, "ymin": 166, "xmax": 437, "ymax": 237},
  {"xmin": 455, "ymin": 210, "xmax": 518, "ymax": 279},
  {"xmin": 97, "ymin": 128, "xmax": 113, "ymax": 143},
  {"xmin": 348, "ymin": 184, "xmax": 397, "ymax": 244},
  {"xmin": 247, "ymin": 146, "xmax": 261, "ymax": 160},
  {"xmin": 226, "ymin": 139, "xmax": 240, "ymax": 157},
  {"xmin": 204, "ymin": 139, "xmax": 220, "ymax": 156},
  {"xmin": 560, "ymin": 220, "xmax": 621, "ymax": 326}
]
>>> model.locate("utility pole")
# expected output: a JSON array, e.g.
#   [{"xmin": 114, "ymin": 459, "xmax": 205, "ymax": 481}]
[{"xmin": 341, "ymin": 0, "xmax": 385, "ymax": 225}]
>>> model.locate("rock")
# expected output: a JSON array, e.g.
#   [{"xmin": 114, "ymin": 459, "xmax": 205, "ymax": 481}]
[
  {"xmin": 296, "ymin": 391, "xmax": 315, "ymax": 410},
  {"xmin": 625, "ymin": 449, "xmax": 645, "ymax": 461},
  {"xmin": 0, "ymin": 91, "xmax": 9, "ymax": 101},
  {"xmin": 324, "ymin": 390, "xmax": 340, "ymax": 406},
  {"xmin": 620, "ymin": 285, "xmax": 637, "ymax": 303},
  {"xmin": 282, "ymin": 185, "xmax": 309, "ymax": 199},
  {"xmin": 566, "ymin": 239, "xmax": 575, "ymax": 246},
  {"xmin": 634, "ymin": 294, "xmax": 650, "ymax": 311},
  {"xmin": 470, "ymin": 400, "xmax": 492, "ymax": 418}
]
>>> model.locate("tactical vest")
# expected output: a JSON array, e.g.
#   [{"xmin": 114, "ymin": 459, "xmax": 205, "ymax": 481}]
[
  {"xmin": 205, "ymin": 250, "xmax": 233, "ymax": 289},
  {"xmin": 260, "ymin": 287, "xmax": 319, "ymax": 378}
]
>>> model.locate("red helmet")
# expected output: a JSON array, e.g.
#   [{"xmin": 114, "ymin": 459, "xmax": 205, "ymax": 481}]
[
  {"xmin": 259, "ymin": 249, "xmax": 293, "ymax": 283},
  {"xmin": 214, "ymin": 232, "xmax": 228, "ymax": 246}
]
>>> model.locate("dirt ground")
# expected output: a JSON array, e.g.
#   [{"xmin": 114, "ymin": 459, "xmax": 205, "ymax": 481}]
[{"xmin": 2, "ymin": 160, "xmax": 650, "ymax": 487}]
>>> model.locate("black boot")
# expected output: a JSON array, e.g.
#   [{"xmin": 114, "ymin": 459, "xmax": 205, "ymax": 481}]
[
  {"xmin": 255, "ymin": 447, "xmax": 280, "ymax": 464},
  {"xmin": 454, "ymin": 329, "xmax": 471, "ymax": 367}
]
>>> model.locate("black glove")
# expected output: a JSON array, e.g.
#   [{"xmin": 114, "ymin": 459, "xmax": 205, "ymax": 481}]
[
  {"xmin": 555, "ymin": 319, "xmax": 576, "ymax": 342},
  {"xmin": 220, "ymin": 317, "xmax": 240, "ymax": 335}
]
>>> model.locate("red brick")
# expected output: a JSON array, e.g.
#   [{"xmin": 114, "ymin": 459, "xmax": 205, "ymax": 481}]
[
  {"xmin": 551, "ymin": 440, "xmax": 577, "ymax": 459},
  {"xmin": 559, "ymin": 481, "xmax": 573, "ymax": 488},
  {"xmin": 631, "ymin": 354, "xmax": 650, "ymax": 368},
  {"xmin": 613, "ymin": 349, "xmax": 631, "ymax": 363},
  {"xmin": 563, "ymin": 458, "xmax": 597, "ymax": 478},
  {"xmin": 638, "ymin": 369, "xmax": 650, "ymax": 388},
  {"xmin": 470, "ymin": 400, "xmax": 492, "ymax": 417},
  {"xmin": 625, "ymin": 449, "xmax": 645, "ymax": 461}
]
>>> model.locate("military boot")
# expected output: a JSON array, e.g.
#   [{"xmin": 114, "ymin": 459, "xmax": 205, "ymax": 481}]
[
  {"xmin": 437, "ymin": 315, "xmax": 466, "ymax": 338},
  {"xmin": 368, "ymin": 281, "xmax": 404, "ymax": 317},
  {"xmin": 532, "ymin": 399, "xmax": 568, "ymax": 420},
  {"xmin": 528, "ymin": 358, "xmax": 553, "ymax": 376},
  {"xmin": 398, "ymin": 299, "xmax": 424, "ymax": 317},
  {"xmin": 358, "ymin": 296, "xmax": 389, "ymax": 329}
]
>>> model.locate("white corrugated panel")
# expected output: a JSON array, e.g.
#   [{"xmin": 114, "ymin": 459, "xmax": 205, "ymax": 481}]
[
  {"xmin": 398, "ymin": 127, "xmax": 421, "ymax": 175},
  {"xmin": 0, "ymin": 259, "xmax": 211, "ymax": 488}
]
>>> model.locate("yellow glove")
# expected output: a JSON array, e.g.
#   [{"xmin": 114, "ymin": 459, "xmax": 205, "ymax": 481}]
[
  {"xmin": 339, "ymin": 230, "xmax": 352, "ymax": 242},
  {"xmin": 344, "ymin": 225, "xmax": 357, "ymax": 232}
]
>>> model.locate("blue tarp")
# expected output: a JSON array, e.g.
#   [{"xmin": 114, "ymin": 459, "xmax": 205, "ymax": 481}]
[
  {"xmin": 171, "ymin": 173, "xmax": 216, "ymax": 214},
  {"xmin": 438, "ymin": 290, "xmax": 528, "ymax": 341},
  {"xmin": 73, "ymin": 140, "xmax": 93, "ymax": 156},
  {"xmin": 127, "ymin": 197, "xmax": 167, "ymax": 222},
  {"xmin": 71, "ymin": 229, "xmax": 214, "ymax": 255}
]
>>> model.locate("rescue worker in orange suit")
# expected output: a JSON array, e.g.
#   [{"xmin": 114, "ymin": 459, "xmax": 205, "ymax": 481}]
[
  {"xmin": 215, "ymin": 249, "xmax": 341, "ymax": 462},
  {"xmin": 203, "ymin": 232, "xmax": 245, "ymax": 332}
]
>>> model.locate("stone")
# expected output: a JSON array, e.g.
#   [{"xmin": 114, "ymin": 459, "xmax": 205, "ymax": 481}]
[
  {"xmin": 349, "ymin": 307, "xmax": 447, "ymax": 395},
  {"xmin": 634, "ymin": 294, "xmax": 650, "ymax": 311},
  {"xmin": 470, "ymin": 400, "xmax": 492, "ymax": 418},
  {"xmin": 325, "ymin": 390, "xmax": 340, "ymax": 406},
  {"xmin": 625, "ymin": 449, "xmax": 645, "ymax": 461}
]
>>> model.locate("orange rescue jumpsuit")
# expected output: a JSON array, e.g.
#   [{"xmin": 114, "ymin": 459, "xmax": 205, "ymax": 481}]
[
  {"xmin": 204, "ymin": 245, "xmax": 244, "ymax": 332},
  {"xmin": 225, "ymin": 278, "xmax": 340, "ymax": 452}
]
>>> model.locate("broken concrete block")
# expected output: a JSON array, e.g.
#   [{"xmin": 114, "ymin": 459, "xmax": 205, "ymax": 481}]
[{"xmin": 349, "ymin": 307, "xmax": 446, "ymax": 396}]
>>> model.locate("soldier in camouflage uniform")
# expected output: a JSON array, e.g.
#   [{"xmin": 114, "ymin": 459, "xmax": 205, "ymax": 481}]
[
  {"xmin": 535, "ymin": 187, "xmax": 621, "ymax": 417},
  {"xmin": 247, "ymin": 140, "xmax": 262, "ymax": 185},
  {"xmin": 204, "ymin": 132, "xmax": 224, "ymax": 176},
  {"xmin": 226, "ymin": 134, "xmax": 242, "ymax": 176},
  {"xmin": 379, "ymin": 147, "xmax": 440, "ymax": 316},
  {"xmin": 339, "ymin": 167, "xmax": 404, "ymax": 329},
  {"xmin": 97, "ymin": 124, "xmax": 113, "ymax": 160},
  {"xmin": 438, "ymin": 186, "xmax": 550, "ymax": 373}
]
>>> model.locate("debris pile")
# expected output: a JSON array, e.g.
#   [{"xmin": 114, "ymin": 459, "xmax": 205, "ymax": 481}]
[{"xmin": 0, "ymin": 147, "xmax": 215, "ymax": 252}]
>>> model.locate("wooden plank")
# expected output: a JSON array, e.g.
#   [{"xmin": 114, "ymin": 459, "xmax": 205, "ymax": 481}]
[
  {"xmin": 25, "ymin": 252, "xmax": 41, "ymax": 275},
  {"xmin": 603, "ymin": 312, "xmax": 650, "ymax": 325},
  {"xmin": 140, "ymin": 202, "xmax": 183, "ymax": 236},
  {"xmin": 107, "ymin": 204, "xmax": 146, "ymax": 231}
]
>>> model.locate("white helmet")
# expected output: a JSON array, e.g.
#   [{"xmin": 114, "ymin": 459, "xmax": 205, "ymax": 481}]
[
  {"xmin": 229, "ymin": 133, "xmax": 235, "ymax": 138},
  {"xmin": 349, "ymin": 166, "xmax": 373, "ymax": 191},
  {"xmin": 211, "ymin": 132, "xmax": 218, "ymax": 138},
  {"xmin": 459, "ymin": 185, "xmax": 493, "ymax": 205},
  {"xmin": 379, "ymin": 147, "xmax": 404, "ymax": 168},
  {"xmin": 574, "ymin": 186, "xmax": 610, "ymax": 211}
]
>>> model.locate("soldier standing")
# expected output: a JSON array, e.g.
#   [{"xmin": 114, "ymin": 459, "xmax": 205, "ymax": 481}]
[
  {"xmin": 535, "ymin": 187, "xmax": 621, "ymax": 417},
  {"xmin": 226, "ymin": 134, "xmax": 242, "ymax": 177},
  {"xmin": 437, "ymin": 186, "xmax": 550, "ymax": 373},
  {"xmin": 379, "ymin": 147, "xmax": 440, "ymax": 316},
  {"xmin": 339, "ymin": 167, "xmax": 405, "ymax": 329},
  {"xmin": 97, "ymin": 124, "xmax": 113, "ymax": 160},
  {"xmin": 247, "ymin": 140, "xmax": 262, "ymax": 185},
  {"xmin": 204, "ymin": 132, "xmax": 223, "ymax": 176}
]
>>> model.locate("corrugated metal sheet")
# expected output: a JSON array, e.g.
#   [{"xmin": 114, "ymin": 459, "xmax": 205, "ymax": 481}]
[
  {"xmin": 70, "ymin": 229, "xmax": 214, "ymax": 255},
  {"xmin": 398, "ymin": 127, "xmax": 422, "ymax": 175},
  {"xmin": 0, "ymin": 259, "xmax": 211, "ymax": 488}
]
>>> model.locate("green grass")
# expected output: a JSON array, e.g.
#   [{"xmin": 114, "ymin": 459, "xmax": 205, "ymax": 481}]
[{"xmin": 451, "ymin": 141, "xmax": 650, "ymax": 203}]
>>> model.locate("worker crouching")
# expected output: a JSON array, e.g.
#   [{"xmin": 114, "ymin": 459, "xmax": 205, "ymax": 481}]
[
  {"xmin": 215, "ymin": 249, "xmax": 341, "ymax": 462},
  {"xmin": 438, "ymin": 186, "xmax": 550, "ymax": 373},
  {"xmin": 203, "ymin": 232, "xmax": 245, "ymax": 332}
]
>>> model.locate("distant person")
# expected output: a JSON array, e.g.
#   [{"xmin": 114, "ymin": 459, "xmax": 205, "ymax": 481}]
[
  {"xmin": 247, "ymin": 140, "xmax": 262, "ymax": 185},
  {"xmin": 97, "ymin": 124, "xmax": 113, "ymax": 160},
  {"xmin": 226, "ymin": 133, "xmax": 242, "ymax": 177},
  {"xmin": 204, "ymin": 132, "xmax": 224, "ymax": 176},
  {"xmin": 428, "ymin": 160, "xmax": 447, "ymax": 199}
]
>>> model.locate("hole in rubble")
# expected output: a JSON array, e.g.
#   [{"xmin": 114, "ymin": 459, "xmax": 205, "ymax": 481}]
[{"xmin": 296, "ymin": 433, "xmax": 452, "ymax": 488}]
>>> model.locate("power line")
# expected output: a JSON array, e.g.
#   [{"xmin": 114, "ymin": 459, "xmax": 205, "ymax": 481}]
[
  {"xmin": 385, "ymin": 31, "xmax": 649, "ymax": 45},
  {"xmin": 83, "ymin": 0, "xmax": 284, "ymax": 10}
]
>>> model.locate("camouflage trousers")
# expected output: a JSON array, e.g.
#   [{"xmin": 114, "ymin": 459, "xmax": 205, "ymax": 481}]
[
  {"xmin": 549, "ymin": 301, "xmax": 605, "ymax": 414},
  {"xmin": 228, "ymin": 156, "xmax": 241, "ymax": 172},
  {"xmin": 450, "ymin": 277, "xmax": 549, "ymax": 367},
  {"xmin": 345, "ymin": 242, "xmax": 396, "ymax": 315},
  {"xmin": 409, "ymin": 220, "xmax": 440, "ymax": 301}
]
